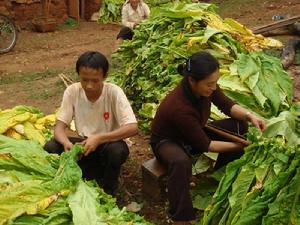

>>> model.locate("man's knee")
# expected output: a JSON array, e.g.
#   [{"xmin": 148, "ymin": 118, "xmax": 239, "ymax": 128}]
[
  {"xmin": 106, "ymin": 141, "xmax": 129, "ymax": 166},
  {"xmin": 44, "ymin": 139, "xmax": 63, "ymax": 154}
]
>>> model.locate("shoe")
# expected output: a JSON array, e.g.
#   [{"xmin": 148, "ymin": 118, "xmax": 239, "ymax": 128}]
[{"xmin": 104, "ymin": 175, "xmax": 124, "ymax": 196}]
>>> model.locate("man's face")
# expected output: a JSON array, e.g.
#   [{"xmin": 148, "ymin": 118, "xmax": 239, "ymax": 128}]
[
  {"xmin": 79, "ymin": 66, "xmax": 105, "ymax": 100},
  {"xmin": 130, "ymin": 0, "xmax": 139, "ymax": 9}
]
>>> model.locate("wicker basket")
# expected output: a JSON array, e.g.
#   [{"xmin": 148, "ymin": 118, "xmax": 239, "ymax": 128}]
[{"xmin": 32, "ymin": 17, "xmax": 57, "ymax": 32}]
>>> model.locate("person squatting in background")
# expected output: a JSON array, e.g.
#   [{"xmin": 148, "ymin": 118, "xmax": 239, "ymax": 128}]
[{"xmin": 114, "ymin": 0, "xmax": 150, "ymax": 51}]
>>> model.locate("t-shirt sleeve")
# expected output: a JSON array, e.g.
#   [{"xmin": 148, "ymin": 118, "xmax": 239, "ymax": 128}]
[
  {"xmin": 172, "ymin": 109, "xmax": 211, "ymax": 153},
  {"xmin": 142, "ymin": 3, "xmax": 150, "ymax": 18},
  {"xmin": 122, "ymin": 5, "xmax": 135, "ymax": 29},
  {"xmin": 212, "ymin": 85, "xmax": 235, "ymax": 116},
  {"xmin": 57, "ymin": 87, "xmax": 74, "ymax": 125},
  {"xmin": 113, "ymin": 86, "xmax": 137, "ymax": 126}
]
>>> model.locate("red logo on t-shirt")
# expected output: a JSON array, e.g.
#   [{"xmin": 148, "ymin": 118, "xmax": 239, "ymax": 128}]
[{"xmin": 103, "ymin": 112, "xmax": 110, "ymax": 120}]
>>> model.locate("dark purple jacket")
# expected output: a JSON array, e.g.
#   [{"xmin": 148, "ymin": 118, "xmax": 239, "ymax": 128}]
[{"xmin": 151, "ymin": 79, "xmax": 235, "ymax": 153}]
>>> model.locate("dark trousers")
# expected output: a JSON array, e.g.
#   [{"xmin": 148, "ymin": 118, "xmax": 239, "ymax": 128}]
[
  {"xmin": 44, "ymin": 137, "xmax": 129, "ymax": 195},
  {"xmin": 151, "ymin": 119, "xmax": 247, "ymax": 221},
  {"xmin": 116, "ymin": 26, "xmax": 134, "ymax": 40}
]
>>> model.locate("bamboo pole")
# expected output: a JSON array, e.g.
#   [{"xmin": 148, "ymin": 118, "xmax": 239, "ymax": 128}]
[{"xmin": 205, "ymin": 124, "xmax": 251, "ymax": 146}]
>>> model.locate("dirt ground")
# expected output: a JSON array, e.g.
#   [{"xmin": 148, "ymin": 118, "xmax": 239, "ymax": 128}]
[{"xmin": 0, "ymin": 0, "xmax": 300, "ymax": 224}]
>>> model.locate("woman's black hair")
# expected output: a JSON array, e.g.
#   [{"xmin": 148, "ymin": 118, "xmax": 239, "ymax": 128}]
[
  {"xmin": 177, "ymin": 51, "xmax": 219, "ymax": 81},
  {"xmin": 76, "ymin": 51, "xmax": 109, "ymax": 77}
]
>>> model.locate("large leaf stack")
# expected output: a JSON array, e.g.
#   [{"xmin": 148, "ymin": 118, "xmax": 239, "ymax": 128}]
[
  {"xmin": 0, "ymin": 106, "xmax": 56, "ymax": 145},
  {"xmin": 111, "ymin": 2, "xmax": 288, "ymax": 130},
  {"xmin": 202, "ymin": 128, "xmax": 300, "ymax": 225},
  {"xmin": 0, "ymin": 135, "xmax": 152, "ymax": 225}
]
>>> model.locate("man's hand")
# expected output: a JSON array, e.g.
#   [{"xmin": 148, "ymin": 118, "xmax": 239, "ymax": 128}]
[
  {"xmin": 247, "ymin": 113, "xmax": 267, "ymax": 132},
  {"xmin": 133, "ymin": 22, "xmax": 140, "ymax": 28},
  {"xmin": 82, "ymin": 135, "xmax": 105, "ymax": 156},
  {"xmin": 63, "ymin": 141, "xmax": 73, "ymax": 152}
]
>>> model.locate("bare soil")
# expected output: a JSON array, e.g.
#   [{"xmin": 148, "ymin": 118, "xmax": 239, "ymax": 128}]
[{"xmin": 0, "ymin": 1, "xmax": 300, "ymax": 224}]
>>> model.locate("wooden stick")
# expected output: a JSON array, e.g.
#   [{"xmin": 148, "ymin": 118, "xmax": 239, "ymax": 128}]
[
  {"xmin": 205, "ymin": 124, "xmax": 251, "ymax": 146},
  {"xmin": 252, "ymin": 15, "xmax": 300, "ymax": 34},
  {"xmin": 59, "ymin": 73, "xmax": 74, "ymax": 85},
  {"xmin": 41, "ymin": 0, "xmax": 46, "ymax": 17},
  {"xmin": 46, "ymin": 0, "xmax": 51, "ymax": 17},
  {"xmin": 58, "ymin": 73, "xmax": 69, "ymax": 87}
]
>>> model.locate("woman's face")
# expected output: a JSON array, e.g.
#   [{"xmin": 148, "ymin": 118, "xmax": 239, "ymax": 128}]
[
  {"xmin": 129, "ymin": 0, "xmax": 139, "ymax": 9},
  {"xmin": 189, "ymin": 69, "xmax": 220, "ymax": 98}
]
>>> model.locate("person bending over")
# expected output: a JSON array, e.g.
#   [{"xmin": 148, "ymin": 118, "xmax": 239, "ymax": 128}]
[{"xmin": 150, "ymin": 51, "xmax": 266, "ymax": 225}]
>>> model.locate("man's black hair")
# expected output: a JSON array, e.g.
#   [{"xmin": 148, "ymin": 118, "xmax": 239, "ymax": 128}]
[{"xmin": 76, "ymin": 51, "xmax": 109, "ymax": 76}]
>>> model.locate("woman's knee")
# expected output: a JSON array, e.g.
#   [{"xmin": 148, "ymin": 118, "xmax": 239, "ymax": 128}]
[{"xmin": 170, "ymin": 156, "xmax": 192, "ymax": 171}]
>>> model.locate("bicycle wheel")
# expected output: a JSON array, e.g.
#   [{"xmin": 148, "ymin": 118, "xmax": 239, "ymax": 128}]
[{"xmin": 0, "ymin": 14, "xmax": 17, "ymax": 53}]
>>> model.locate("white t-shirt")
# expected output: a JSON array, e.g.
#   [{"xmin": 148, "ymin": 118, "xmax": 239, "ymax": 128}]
[
  {"xmin": 57, "ymin": 82, "xmax": 137, "ymax": 137},
  {"xmin": 122, "ymin": 2, "xmax": 150, "ymax": 29}
]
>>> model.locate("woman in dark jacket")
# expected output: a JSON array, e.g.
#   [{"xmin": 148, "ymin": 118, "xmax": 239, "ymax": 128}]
[{"xmin": 150, "ymin": 51, "xmax": 266, "ymax": 225}]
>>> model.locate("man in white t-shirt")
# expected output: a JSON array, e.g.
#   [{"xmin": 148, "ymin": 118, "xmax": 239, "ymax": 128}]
[
  {"xmin": 44, "ymin": 51, "xmax": 138, "ymax": 196},
  {"xmin": 114, "ymin": 0, "xmax": 150, "ymax": 51}
]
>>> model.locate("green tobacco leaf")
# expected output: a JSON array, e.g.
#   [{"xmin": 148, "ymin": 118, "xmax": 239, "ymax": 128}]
[
  {"xmin": 192, "ymin": 154, "xmax": 213, "ymax": 175},
  {"xmin": 227, "ymin": 165, "xmax": 256, "ymax": 224},
  {"xmin": 264, "ymin": 110, "xmax": 300, "ymax": 145},
  {"xmin": 262, "ymin": 167, "xmax": 300, "ymax": 225},
  {"xmin": 68, "ymin": 181, "xmax": 104, "ymax": 225}
]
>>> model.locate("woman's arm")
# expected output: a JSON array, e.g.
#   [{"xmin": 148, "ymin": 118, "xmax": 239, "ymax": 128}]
[
  {"xmin": 230, "ymin": 104, "xmax": 266, "ymax": 131},
  {"xmin": 209, "ymin": 140, "xmax": 244, "ymax": 153}
]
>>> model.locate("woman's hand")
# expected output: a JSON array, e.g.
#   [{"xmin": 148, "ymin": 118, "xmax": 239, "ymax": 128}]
[
  {"xmin": 247, "ymin": 113, "xmax": 267, "ymax": 132},
  {"xmin": 230, "ymin": 105, "xmax": 267, "ymax": 132}
]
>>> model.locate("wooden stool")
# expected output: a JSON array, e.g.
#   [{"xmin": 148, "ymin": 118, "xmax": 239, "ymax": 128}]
[{"xmin": 141, "ymin": 158, "xmax": 167, "ymax": 200}]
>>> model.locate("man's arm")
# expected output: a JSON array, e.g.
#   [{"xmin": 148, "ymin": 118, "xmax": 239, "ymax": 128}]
[
  {"xmin": 95, "ymin": 123, "xmax": 138, "ymax": 143},
  {"xmin": 142, "ymin": 3, "xmax": 150, "ymax": 19},
  {"xmin": 83, "ymin": 123, "xmax": 138, "ymax": 156},
  {"xmin": 54, "ymin": 120, "xmax": 73, "ymax": 151},
  {"xmin": 122, "ymin": 5, "xmax": 135, "ymax": 29}
]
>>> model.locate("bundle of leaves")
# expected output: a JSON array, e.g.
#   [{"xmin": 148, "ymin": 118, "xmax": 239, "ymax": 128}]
[
  {"xmin": 0, "ymin": 135, "xmax": 152, "ymax": 225},
  {"xmin": 190, "ymin": 102, "xmax": 300, "ymax": 218},
  {"xmin": 202, "ymin": 127, "xmax": 300, "ymax": 225},
  {"xmin": 111, "ymin": 2, "xmax": 287, "ymax": 131},
  {"xmin": 0, "ymin": 105, "xmax": 56, "ymax": 145},
  {"xmin": 98, "ymin": 0, "xmax": 124, "ymax": 24}
]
